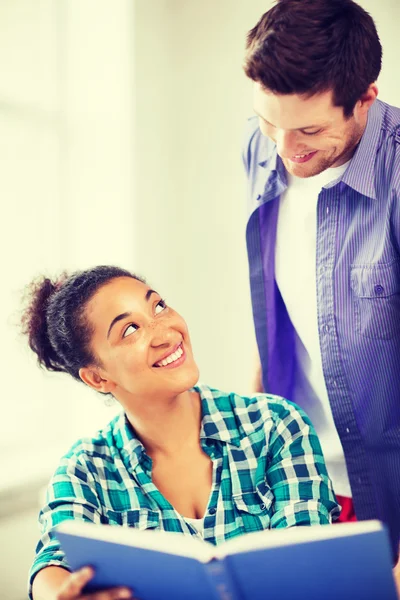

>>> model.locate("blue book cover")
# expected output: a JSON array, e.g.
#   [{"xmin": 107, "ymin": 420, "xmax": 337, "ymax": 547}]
[{"xmin": 56, "ymin": 519, "xmax": 397, "ymax": 600}]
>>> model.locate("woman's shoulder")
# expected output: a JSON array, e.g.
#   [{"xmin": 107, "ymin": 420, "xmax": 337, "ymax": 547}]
[
  {"xmin": 196, "ymin": 382, "xmax": 311, "ymax": 432},
  {"xmin": 56, "ymin": 411, "xmax": 126, "ymax": 472}
]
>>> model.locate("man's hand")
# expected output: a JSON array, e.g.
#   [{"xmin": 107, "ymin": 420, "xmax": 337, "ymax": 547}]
[
  {"xmin": 252, "ymin": 351, "xmax": 264, "ymax": 393},
  {"xmin": 56, "ymin": 566, "xmax": 133, "ymax": 600}
]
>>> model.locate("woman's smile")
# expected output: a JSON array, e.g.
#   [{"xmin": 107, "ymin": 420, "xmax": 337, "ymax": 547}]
[{"xmin": 153, "ymin": 342, "xmax": 186, "ymax": 369}]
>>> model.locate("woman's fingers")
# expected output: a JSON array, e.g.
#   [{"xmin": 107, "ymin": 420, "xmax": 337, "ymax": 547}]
[
  {"xmin": 57, "ymin": 566, "xmax": 95, "ymax": 599},
  {"xmin": 82, "ymin": 589, "xmax": 133, "ymax": 600},
  {"xmin": 56, "ymin": 566, "xmax": 133, "ymax": 600}
]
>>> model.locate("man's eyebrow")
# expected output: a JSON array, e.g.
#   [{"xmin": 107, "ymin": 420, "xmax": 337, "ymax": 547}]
[
  {"xmin": 253, "ymin": 109, "xmax": 324, "ymax": 131},
  {"xmin": 106, "ymin": 290, "xmax": 159, "ymax": 338}
]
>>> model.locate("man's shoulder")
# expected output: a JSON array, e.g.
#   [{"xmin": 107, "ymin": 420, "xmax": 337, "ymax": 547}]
[
  {"xmin": 375, "ymin": 100, "xmax": 400, "ymax": 190},
  {"xmin": 377, "ymin": 98, "xmax": 400, "ymax": 135}
]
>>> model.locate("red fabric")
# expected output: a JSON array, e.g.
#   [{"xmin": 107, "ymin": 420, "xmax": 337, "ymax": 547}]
[{"xmin": 335, "ymin": 495, "xmax": 357, "ymax": 522}]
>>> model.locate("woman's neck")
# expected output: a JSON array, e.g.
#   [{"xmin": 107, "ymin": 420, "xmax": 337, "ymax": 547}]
[{"xmin": 124, "ymin": 389, "xmax": 202, "ymax": 457}]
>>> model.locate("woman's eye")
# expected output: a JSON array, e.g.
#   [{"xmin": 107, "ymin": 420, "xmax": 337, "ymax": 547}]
[
  {"xmin": 155, "ymin": 299, "xmax": 167, "ymax": 315},
  {"xmin": 123, "ymin": 323, "xmax": 138, "ymax": 338}
]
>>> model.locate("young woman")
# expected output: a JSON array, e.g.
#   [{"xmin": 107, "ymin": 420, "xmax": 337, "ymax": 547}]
[{"xmin": 22, "ymin": 265, "xmax": 339, "ymax": 600}]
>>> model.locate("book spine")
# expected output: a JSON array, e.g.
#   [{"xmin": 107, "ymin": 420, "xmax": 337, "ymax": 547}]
[{"xmin": 205, "ymin": 558, "xmax": 241, "ymax": 600}]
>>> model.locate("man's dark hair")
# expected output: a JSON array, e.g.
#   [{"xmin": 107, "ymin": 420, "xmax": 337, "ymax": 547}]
[{"xmin": 244, "ymin": 0, "xmax": 382, "ymax": 117}]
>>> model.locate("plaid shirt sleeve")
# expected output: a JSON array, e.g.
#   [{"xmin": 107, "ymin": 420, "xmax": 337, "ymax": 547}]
[
  {"xmin": 28, "ymin": 450, "xmax": 103, "ymax": 598},
  {"xmin": 264, "ymin": 397, "xmax": 339, "ymax": 527}
]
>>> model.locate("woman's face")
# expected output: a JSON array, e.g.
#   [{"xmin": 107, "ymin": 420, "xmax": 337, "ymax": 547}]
[{"xmin": 81, "ymin": 277, "xmax": 199, "ymax": 401}]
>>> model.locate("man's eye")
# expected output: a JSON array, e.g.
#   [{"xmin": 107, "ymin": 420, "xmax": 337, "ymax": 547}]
[
  {"xmin": 155, "ymin": 299, "xmax": 167, "ymax": 315},
  {"xmin": 301, "ymin": 129, "xmax": 322, "ymax": 136},
  {"xmin": 123, "ymin": 323, "xmax": 138, "ymax": 338}
]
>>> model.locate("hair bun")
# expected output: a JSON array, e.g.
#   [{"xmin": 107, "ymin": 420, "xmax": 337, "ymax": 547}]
[{"xmin": 21, "ymin": 276, "xmax": 64, "ymax": 372}]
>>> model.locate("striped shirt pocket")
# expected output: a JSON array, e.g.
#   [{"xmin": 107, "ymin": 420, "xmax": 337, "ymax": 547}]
[{"xmin": 351, "ymin": 261, "xmax": 400, "ymax": 340}]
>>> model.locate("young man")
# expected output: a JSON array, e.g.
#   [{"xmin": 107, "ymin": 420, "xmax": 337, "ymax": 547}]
[{"xmin": 242, "ymin": 0, "xmax": 400, "ymax": 578}]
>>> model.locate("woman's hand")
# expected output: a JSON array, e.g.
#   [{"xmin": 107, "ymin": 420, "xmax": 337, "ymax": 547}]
[{"xmin": 56, "ymin": 566, "xmax": 133, "ymax": 600}]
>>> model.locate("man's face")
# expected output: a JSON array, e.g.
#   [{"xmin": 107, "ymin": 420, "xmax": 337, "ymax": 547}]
[{"xmin": 253, "ymin": 82, "xmax": 367, "ymax": 178}]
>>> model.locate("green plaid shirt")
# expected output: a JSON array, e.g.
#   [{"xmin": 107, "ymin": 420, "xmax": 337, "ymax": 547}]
[{"xmin": 29, "ymin": 384, "xmax": 339, "ymax": 594}]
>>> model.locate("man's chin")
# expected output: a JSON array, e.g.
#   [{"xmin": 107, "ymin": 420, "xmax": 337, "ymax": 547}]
[{"xmin": 283, "ymin": 155, "xmax": 331, "ymax": 178}]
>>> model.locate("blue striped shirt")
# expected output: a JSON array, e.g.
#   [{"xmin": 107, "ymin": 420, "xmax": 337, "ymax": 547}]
[
  {"xmin": 243, "ymin": 98, "xmax": 400, "ymax": 558},
  {"xmin": 29, "ymin": 384, "xmax": 338, "ymax": 596}
]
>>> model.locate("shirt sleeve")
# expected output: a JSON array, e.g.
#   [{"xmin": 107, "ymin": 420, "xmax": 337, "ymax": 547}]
[
  {"xmin": 265, "ymin": 398, "xmax": 340, "ymax": 528},
  {"xmin": 28, "ymin": 453, "xmax": 102, "ymax": 599}
]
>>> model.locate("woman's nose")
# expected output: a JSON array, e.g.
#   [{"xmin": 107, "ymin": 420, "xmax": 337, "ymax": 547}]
[{"xmin": 149, "ymin": 321, "xmax": 176, "ymax": 347}]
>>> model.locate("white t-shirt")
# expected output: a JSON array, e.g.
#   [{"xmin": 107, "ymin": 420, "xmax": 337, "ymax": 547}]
[
  {"xmin": 185, "ymin": 516, "xmax": 204, "ymax": 537},
  {"xmin": 275, "ymin": 161, "xmax": 352, "ymax": 497}
]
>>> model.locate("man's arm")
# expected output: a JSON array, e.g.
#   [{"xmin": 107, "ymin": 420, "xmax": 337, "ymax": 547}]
[
  {"xmin": 393, "ymin": 551, "xmax": 400, "ymax": 599},
  {"xmin": 251, "ymin": 342, "xmax": 264, "ymax": 393},
  {"xmin": 252, "ymin": 352, "xmax": 264, "ymax": 393}
]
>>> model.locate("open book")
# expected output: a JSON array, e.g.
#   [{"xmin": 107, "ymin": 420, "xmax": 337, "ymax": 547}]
[{"xmin": 56, "ymin": 519, "xmax": 396, "ymax": 600}]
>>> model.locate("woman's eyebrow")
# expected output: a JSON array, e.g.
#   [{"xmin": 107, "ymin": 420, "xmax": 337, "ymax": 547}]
[
  {"xmin": 145, "ymin": 289, "xmax": 158, "ymax": 301},
  {"xmin": 107, "ymin": 312, "xmax": 131, "ymax": 338}
]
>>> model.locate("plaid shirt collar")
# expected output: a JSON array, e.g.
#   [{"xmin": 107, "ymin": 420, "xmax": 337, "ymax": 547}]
[{"xmin": 112, "ymin": 383, "xmax": 242, "ymax": 472}]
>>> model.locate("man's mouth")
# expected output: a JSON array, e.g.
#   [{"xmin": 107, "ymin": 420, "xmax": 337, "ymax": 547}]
[
  {"xmin": 289, "ymin": 151, "xmax": 318, "ymax": 164},
  {"xmin": 153, "ymin": 343, "xmax": 184, "ymax": 368}
]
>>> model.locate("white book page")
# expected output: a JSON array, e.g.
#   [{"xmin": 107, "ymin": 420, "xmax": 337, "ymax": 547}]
[
  {"xmin": 57, "ymin": 521, "xmax": 215, "ymax": 563},
  {"xmin": 58, "ymin": 519, "xmax": 383, "ymax": 564},
  {"xmin": 213, "ymin": 520, "xmax": 382, "ymax": 559}
]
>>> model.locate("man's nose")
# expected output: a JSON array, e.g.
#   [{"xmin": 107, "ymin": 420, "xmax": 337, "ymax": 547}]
[{"xmin": 275, "ymin": 129, "xmax": 300, "ymax": 158}]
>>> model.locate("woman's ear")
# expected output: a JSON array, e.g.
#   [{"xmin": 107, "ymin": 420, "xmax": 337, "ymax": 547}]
[{"xmin": 79, "ymin": 366, "xmax": 117, "ymax": 394}]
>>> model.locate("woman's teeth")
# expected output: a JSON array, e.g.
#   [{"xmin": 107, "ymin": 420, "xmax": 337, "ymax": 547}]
[{"xmin": 155, "ymin": 345, "xmax": 183, "ymax": 367}]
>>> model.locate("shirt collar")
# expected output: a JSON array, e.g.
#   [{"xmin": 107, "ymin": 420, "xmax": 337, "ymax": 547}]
[
  {"xmin": 195, "ymin": 383, "xmax": 241, "ymax": 447},
  {"xmin": 113, "ymin": 411, "xmax": 146, "ymax": 471},
  {"xmin": 257, "ymin": 144, "xmax": 288, "ymax": 203},
  {"xmin": 341, "ymin": 99, "xmax": 382, "ymax": 200},
  {"xmin": 112, "ymin": 383, "xmax": 241, "ymax": 472}
]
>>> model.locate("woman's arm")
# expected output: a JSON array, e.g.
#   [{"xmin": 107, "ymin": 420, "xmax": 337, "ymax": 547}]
[
  {"xmin": 265, "ymin": 398, "xmax": 339, "ymax": 527},
  {"xmin": 30, "ymin": 452, "xmax": 103, "ymax": 597},
  {"xmin": 32, "ymin": 565, "xmax": 132, "ymax": 600}
]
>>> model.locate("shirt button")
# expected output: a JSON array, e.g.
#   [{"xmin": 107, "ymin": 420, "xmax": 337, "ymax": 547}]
[
  {"xmin": 374, "ymin": 284, "xmax": 384, "ymax": 296},
  {"xmin": 256, "ymin": 194, "xmax": 262, "ymax": 201},
  {"xmin": 332, "ymin": 380, "xmax": 338, "ymax": 388},
  {"xmin": 345, "ymin": 427, "xmax": 350, "ymax": 434},
  {"xmin": 323, "ymin": 324, "xmax": 330, "ymax": 334},
  {"xmin": 208, "ymin": 507, "xmax": 217, "ymax": 515}
]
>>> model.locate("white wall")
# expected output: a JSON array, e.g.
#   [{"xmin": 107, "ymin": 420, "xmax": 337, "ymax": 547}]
[{"xmin": 133, "ymin": 0, "xmax": 268, "ymax": 395}]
